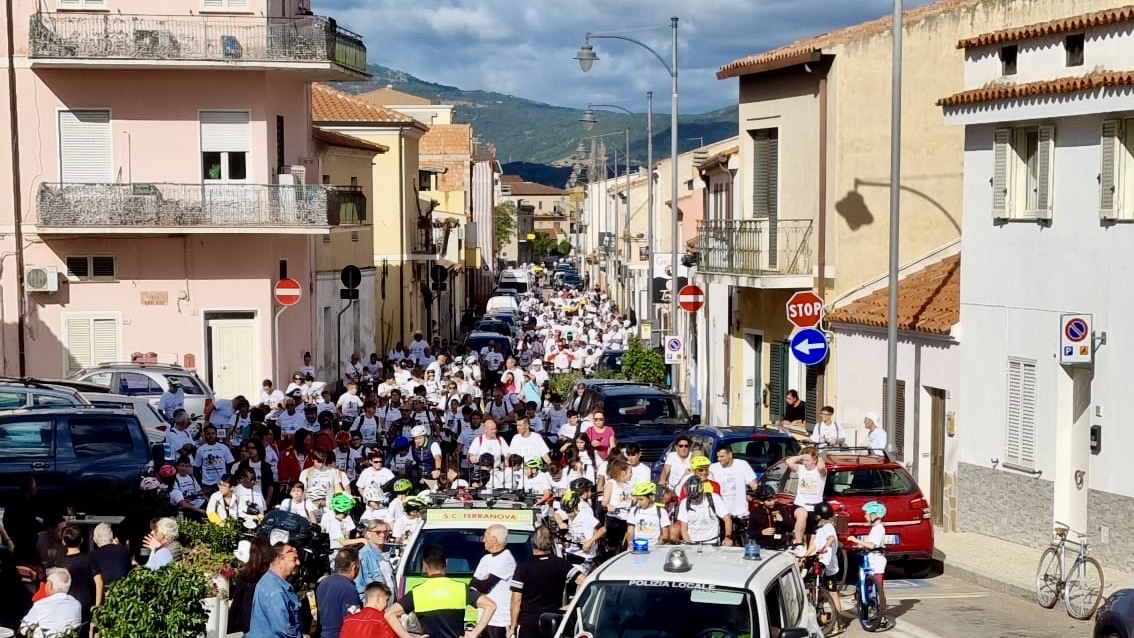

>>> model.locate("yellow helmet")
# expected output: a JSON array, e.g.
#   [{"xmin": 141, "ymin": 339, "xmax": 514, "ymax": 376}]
[
  {"xmin": 631, "ymin": 482, "xmax": 657, "ymax": 497},
  {"xmin": 689, "ymin": 455, "xmax": 711, "ymax": 470}
]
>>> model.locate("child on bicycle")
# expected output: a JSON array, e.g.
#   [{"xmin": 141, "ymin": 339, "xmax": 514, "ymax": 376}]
[
  {"xmin": 804, "ymin": 502, "xmax": 845, "ymax": 634},
  {"xmin": 848, "ymin": 500, "xmax": 890, "ymax": 628}
]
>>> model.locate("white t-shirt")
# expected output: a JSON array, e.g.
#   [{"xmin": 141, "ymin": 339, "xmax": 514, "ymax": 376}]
[
  {"xmin": 793, "ymin": 465, "xmax": 825, "ymax": 509},
  {"xmin": 170, "ymin": 474, "xmax": 204, "ymax": 508},
  {"xmin": 813, "ymin": 522, "xmax": 840, "ymax": 576},
  {"xmin": 865, "ymin": 428, "xmax": 888, "ymax": 456},
  {"xmin": 508, "ymin": 432, "xmax": 549, "ymax": 462},
  {"xmin": 234, "ymin": 484, "xmax": 267, "ymax": 523},
  {"xmin": 468, "ymin": 435, "xmax": 509, "ymax": 466},
  {"xmin": 299, "ymin": 466, "xmax": 339, "ymax": 501},
  {"xmin": 194, "ymin": 443, "xmax": 235, "ymax": 486},
  {"xmin": 811, "ymin": 421, "xmax": 846, "ymax": 446},
  {"xmin": 276, "ymin": 411, "xmax": 307, "ymax": 437},
  {"xmin": 473, "ymin": 550, "xmax": 517, "ymax": 628},
  {"xmin": 264, "ymin": 445, "xmax": 280, "ymax": 481},
  {"xmin": 165, "ymin": 428, "xmax": 195, "ymax": 459},
  {"xmin": 865, "ymin": 522, "xmax": 888, "ymax": 573},
  {"xmin": 663, "ymin": 452, "xmax": 692, "ymax": 490},
  {"xmin": 354, "ymin": 415, "xmax": 380, "ymax": 446},
  {"xmin": 335, "ymin": 447, "xmax": 365, "ymax": 481},
  {"xmin": 628, "ymin": 463, "xmax": 652, "ymax": 492},
  {"xmin": 546, "ymin": 407, "xmax": 568, "ymax": 430},
  {"xmin": 483, "ymin": 351, "xmax": 504, "ymax": 371},
  {"xmin": 320, "ymin": 511, "xmax": 356, "ymax": 554},
  {"xmin": 337, "ymin": 394, "xmax": 364, "ymax": 419},
  {"xmin": 710, "ymin": 460, "xmax": 757, "ymax": 517},
  {"xmin": 278, "ymin": 498, "xmax": 315, "ymax": 519},
  {"xmin": 678, "ymin": 494, "xmax": 727, "ymax": 543},
  {"xmin": 206, "ymin": 491, "xmax": 239, "ymax": 521},
  {"xmin": 393, "ymin": 516, "xmax": 423, "ymax": 541},
  {"xmin": 357, "ymin": 466, "xmax": 395, "ymax": 494},
  {"xmin": 524, "ymin": 471, "xmax": 553, "ymax": 495},
  {"xmin": 556, "ymin": 422, "xmax": 578, "ymax": 442},
  {"xmin": 628, "ymin": 503, "xmax": 671, "ymax": 549},
  {"xmin": 568, "ymin": 510, "xmax": 601, "ymax": 559}
]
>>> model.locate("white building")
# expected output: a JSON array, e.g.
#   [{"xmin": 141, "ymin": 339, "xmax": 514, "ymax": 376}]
[{"xmin": 942, "ymin": 5, "xmax": 1134, "ymax": 571}]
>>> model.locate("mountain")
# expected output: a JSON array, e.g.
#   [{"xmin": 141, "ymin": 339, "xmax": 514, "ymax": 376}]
[{"xmin": 338, "ymin": 65, "xmax": 738, "ymax": 170}]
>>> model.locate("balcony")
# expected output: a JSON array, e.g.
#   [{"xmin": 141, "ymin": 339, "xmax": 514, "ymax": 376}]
[
  {"xmin": 29, "ymin": 12, "xmax": 367, "ymax": 79},
  {"xmin": 35, "ymin": 182, "xmax": 351, "ymax": 235},
  {"xmin": 697, "ymin": 219, "xmax": 814, "ymax": 288}
]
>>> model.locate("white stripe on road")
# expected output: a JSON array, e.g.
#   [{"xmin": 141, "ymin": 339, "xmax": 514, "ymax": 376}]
[{"xmin": 883, "ymin": 620, "xmax": 949, "ymax": 638}]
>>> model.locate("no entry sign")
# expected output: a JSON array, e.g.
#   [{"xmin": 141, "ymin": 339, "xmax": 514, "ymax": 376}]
[
  {"xmin": 274, "ymin": 278, "xmax": 302, "ymax": 306},
  {"xmin": 678, "ymin": 284, "xmax": 705, "ymax": 312}
]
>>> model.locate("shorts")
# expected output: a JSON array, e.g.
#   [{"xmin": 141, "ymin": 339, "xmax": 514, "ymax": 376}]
[{"xmin": 822, "ymin": 574, "xmax": 840, "ymax": 591}]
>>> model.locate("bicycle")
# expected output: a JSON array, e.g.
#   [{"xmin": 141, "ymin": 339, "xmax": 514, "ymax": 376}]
[
  {"xmin": 1035, "ymin": 521, "xmax": 1104, "ymax": 619},
  {"xmin": 800, "ymin": 555, "xmax": 841, "ymax": 636},
  {"xmin": 854, "ymin": 548, "xmax": 889, "ymax": 632}
]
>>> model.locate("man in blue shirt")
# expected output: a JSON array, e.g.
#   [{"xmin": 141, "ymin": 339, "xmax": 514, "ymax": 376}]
[
  {"xmin": 317, "ymin": 546, "xmax": 363, "ymax": 638},
  {"xmin": 355, "ymin": 520, "xmax": 395, "ymax": 600},
  {"xmin": 247, "ymin": 543, "xmax": 303, "ymax": 638}
]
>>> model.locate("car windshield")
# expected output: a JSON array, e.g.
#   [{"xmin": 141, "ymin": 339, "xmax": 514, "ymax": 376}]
[
  {"xmin": 569, "ymin": 581, "xmax": 755, "ymax": 638},
  {"xmin": 165, "ymin": 374, "xmax": 206, "ymax": 395},
  {"xmin": 826, "ymin": 468, "xmax": 917, "ymax": 497},
  {"xmin": 724, "ymin": 438, "xmax": 801, "ymax": 475},
  {"xmin": 465, "ymin": 337, "xmax": 513, "ymax": 358},
  {"xmin": 603, "ymin": 395, "xmax": 689, "ymax": 427},
  {"xmin": 404, "ymin": 528, "xmax": 533, "ymax": 576}
]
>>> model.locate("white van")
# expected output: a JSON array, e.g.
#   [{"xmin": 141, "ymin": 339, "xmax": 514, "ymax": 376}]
[
  {"xmin": 486, "ymin": 295, "xmax": 520, "ymax": 315},
  {"xmin": 498, "ymin": 268, "xmax": 530, "ymax": 295}
]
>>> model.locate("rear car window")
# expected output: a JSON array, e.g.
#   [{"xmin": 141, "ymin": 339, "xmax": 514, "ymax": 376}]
[
  {"xmin": 0, "ymin": 419, "xmax": 53, "ymax": 457},
  {"xmin": 34, "ymin": 393, "xmax": 78, "ymax": 407},
  {"xmin": 165, "ymin": 374, "xmax": 206, "ymax": 395},
  {"xmin": 69, "ymin": 417, "xmax": 135, "ymax": 457},
  {"xmin": 0, "ymin": 391, "xmax": 27, "ymax": 410},
  {"xmin": 826, "ymin": 469, "xmax": 916, "ymax": 497},
  {"xmin": 603, "ymin": 395, "xmax": 689, "ymax": 426},
  {"xmin": 117, "ymin": 372, "xmax": 163, "ymax": 396},
  {"xmin": 727, "ymin": 439, "xmax": 800, "ymax": 475},
  {"xmin": 405, "ymin": 529, "xmax": 532, "ymax": 575}
]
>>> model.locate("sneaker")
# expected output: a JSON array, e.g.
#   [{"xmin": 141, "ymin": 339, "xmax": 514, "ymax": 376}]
[{"xmin": 829, "ymin": 621, "xmax": 847, "ymax": 635}]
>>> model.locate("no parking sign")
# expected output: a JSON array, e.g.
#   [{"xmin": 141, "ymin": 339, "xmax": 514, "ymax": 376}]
[{"xmin": 664, "ymin": 336, "xmax": 684, "ymax": 364}]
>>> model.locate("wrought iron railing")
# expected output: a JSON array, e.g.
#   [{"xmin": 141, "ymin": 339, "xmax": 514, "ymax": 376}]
[
  {"xmin": 36, "ymin": 182, "xmax": 341, "ymax": 228},
  {"xmin": 29, "ymin": 12, "xmax": 367, "ymax": 74},
  {"xmin": 697, "ymin": 218, "xmax": 813, "ymax": 276}
]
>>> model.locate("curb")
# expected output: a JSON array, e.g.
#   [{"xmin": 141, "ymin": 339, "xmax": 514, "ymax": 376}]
[{"xmin": 942, "ymin": 561, "xmax": 1034, "ymax": 602}]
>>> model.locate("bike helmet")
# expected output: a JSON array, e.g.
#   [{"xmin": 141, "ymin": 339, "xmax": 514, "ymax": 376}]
[
  {"xmin": 524, "ymin": 457, "xmax": 543, "ymax": 470},
  {"xmin": 363, "ymin": 484, "xmax": 384, "ymax": 504},
  {"xmin": 560, "ymin": 490, "xmax": 580, "ymax": 513},
  {"xmin": 478, "ymin": 453, "xmax": 496, "ymax": 468},
  {"xmin": 410, "ymin": 425, "xmax": 429, "ymax": 438},
  {"xmin": 318, "ymin": 411, "xmax": 336, "ymax": 428},
  {"xmin": 812, "ymin": 501, "xmax": 835, "ymax": 521},
  {"xmin": 393, "ymin": 478, "xmax": 413, "ymax": 494},
  {"xmin": 393, "ymin": 436, "xmax": 411, "ymax": 450},
  {"xmin": 863, "ymin": 501, "xmax": 887, "ymax": 519},
  {"xmin": 689, "ymin": 455, "xmax": 711, "ymax": 471},
  {"xmin": 335, "ymin": 431, "xmax": 351, "ymax": 445},
  {"xmin": 683, "ymin": 476, "xmax": 704, "ymax": 501},
  {"xmin": 569, "ymin": 478, "xmax": 594, "ymax": 494},
  {"xmin": 404, "ymin": 496, "xmax": 427, "ymax": 512},
  {"xmin": 753, "ymin": 484, "xmax": 777, "ymax": 501},
  {"xmin": 631, "ymin": 482, "xmax": 657, "ymax": 497},
  {"xmin": 158, "ymin": 464, "xmax": 177, "ymax": 480},
  {"xmin": 330, "ymin": 493, "xmax": 355, "ymax": 514}
]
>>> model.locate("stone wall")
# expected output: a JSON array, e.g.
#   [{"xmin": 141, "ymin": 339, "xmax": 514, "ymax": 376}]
[{"xmin": 1087, "ymin": 488, "xmax": 1134, "ymax": 574}]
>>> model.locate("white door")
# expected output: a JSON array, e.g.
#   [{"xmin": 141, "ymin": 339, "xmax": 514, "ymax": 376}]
[
  {"xmin": 200, "ymin": 110, "xmax": 252, "ymax": 224},
  {"xmin": 208, "ymin": 318, "xmax": 256, "ymax": 400}
]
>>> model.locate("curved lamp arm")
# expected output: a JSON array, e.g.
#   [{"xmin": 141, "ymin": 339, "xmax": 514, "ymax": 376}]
[{"xmin": 584, "ymin": 33, "xmax": 675, "ymax": 77}]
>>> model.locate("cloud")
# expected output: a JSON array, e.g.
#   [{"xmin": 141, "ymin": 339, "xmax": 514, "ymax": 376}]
[{"xmin": 324, "ymin": 0, "xmax": 935, "ymax": 113}]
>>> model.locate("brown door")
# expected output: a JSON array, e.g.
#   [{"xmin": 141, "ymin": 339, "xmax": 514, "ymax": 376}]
[{"xmin": 928, "ymin": 388, "xmax": 947, "ymax": 526}]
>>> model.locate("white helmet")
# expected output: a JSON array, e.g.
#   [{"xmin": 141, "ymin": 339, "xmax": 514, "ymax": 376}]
[
  {"xmin": 363, "ymin": 484, "xmax": 385, "ymax": 504},
  {"xmin": 410, "ymin": 425, "xmax": 429, "ymax": 438}
]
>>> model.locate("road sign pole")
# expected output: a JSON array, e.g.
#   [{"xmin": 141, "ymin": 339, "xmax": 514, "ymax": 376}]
[{"xmin": 273, "ymin": 305, "xmax": 288, "ymax": 386}]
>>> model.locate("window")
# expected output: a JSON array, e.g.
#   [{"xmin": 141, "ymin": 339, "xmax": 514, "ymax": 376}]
[
  {"xmin": 992, "ymin": 126, "xmax": 1054, "ymax": 221},
  {"xmin": 0, "ymin": 392, "xmax": 27, "ymax": 410},
  {"xmin": 1005, "ymin": 357, "xmax": 1038, "ymax": 471},
  {"xmin": 57, "ymin": 0, "xmax": 107, "ymax": 9},
  {"xmin": 202, "ymin": 0, "xmax": 249, "ymax": 9},
  {"xmin": 34, "ymin": 394, "xmax": 75, "ymax": 407},
  {"xmin": 200, "ymin": 111, "xmax": 250, "ymax": 182},
  {"xmin": 1000, "ymin": 45, "xmax": 1018, "ymax": 75},
  {"xmin": 58, "ymin": 110, "xmax": 112, "ymax": 183},
  {"xmin": 1065, "ymin": 34, "xmax": 1084, "ymax": 67},
  {"xmin": 0, "ymin": 420, "xmax": 54, "ymax": 458},
  {"xmin": 165, "ymin": 374, "xmax": 206, "ymax": 396},
  {"xmin": 418, "ymin": 170, "xmax": 433, "ymax": 191},
  {"xmin": 65, "ymin": 255, "xmax": 116, "ymax": 281},
  {"xmin": 778, "ymin": 571, "xmax": 804, "ymax": 626},
  {"xmin": 116, "ymin": 373, "xmax": 162, "ymax": 396},
  {"xmin": 1100, "ymin": 119, "xmax": 1134, "ymax": 221},
  {"xmin": 63, "ymin": 314, "xmax": 120, "ymax": 376},
  {"xmin": 276, "ymin": 115, "xmax": 285, "ymax": 174},
  {"xmin": 882, "ymin": 377, "xmax": 906, "ymax": 461},
  {"xmin": 82, "ymin": 372, "xmax": 113, "ymax": 388},
  {"xmin": 826, "ymin": 469, "xmax": 916, "ymax": 497},
  {"xmin": 70, "ymin": 417, "xmax": 134, "ymax": 457}
]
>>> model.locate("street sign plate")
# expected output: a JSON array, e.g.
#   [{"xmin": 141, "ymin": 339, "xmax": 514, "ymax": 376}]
[
  {"xmin": 678, "ymin": 284, "xmax": 705, "ymax": 312},
  {"xmin": 641, "ymin": 324, "xmax": 652, "ymax": 340},
  {"xmin": 664, "ymin": 336, "xmax": 684, "ymax": 364},
  {"xmin": 274, "ymin": 278, "xmax": 302, "ymax": 306},
  {"xmin": 790, "ymin": 328, "xmax": 829, "ymax": 366},
  {"xmin": 786, "ymin": 291, "xmax": 824, "ymax": 329},
  {"xmin": 340, "ymin": 265, "xmax": 362, "ymax": 289},
  {"xmin": 1059, "ymin": 313, "xmax": 1092, "ymax": 365}
]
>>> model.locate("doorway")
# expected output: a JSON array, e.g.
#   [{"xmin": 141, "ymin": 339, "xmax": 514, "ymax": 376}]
[
  {"xmin": 741, "ymin": 332, "xmax": 763, "ymax": 426},
  {"xmin": 205, "ymin": 311, "xmax": 257, "ymax": 400},
  {"xmin": 928, "ymin": 387, "xmax": 947, "ymax": 526}
]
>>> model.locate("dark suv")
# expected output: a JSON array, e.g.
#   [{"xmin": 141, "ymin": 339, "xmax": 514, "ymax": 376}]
[
  {"xmin": 575, "ymin": 382, "xmax": 697, "ymax": 463},
  {"xmin": 0, "ymin": 407, "xmax": 155, "ymax": 498}
]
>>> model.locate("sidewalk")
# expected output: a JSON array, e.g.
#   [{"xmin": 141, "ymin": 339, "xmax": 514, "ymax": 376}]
[{"xmin": 935, "ymin": 530, "xmax": 1134, "ymax": 601}]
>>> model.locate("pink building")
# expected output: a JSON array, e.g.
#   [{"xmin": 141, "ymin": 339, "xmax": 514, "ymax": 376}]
[{"xmin": 0, "ymin": 0, "xmax": 367, "ymax": 399}]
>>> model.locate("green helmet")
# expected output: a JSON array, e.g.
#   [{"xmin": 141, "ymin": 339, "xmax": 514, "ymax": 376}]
[
  {"xmin": 330, "ymin": 493, "xmax": 355, "ymax": 514},
  {"xmin": 393, "ymin": 479, "xmax": 413, "ymax": 494},
  {"xmin": 525, "ymin": 457, "xmax": 543, "ymax": 470},
  {"xmin": 404, "ymin": 496, "xmax": 428, "ymax": 512}
]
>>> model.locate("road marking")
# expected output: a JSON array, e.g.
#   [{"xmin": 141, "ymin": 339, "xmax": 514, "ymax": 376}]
[
  {"xmin": 884, "ymin": 620, "xmax": 948, "ymax": 638},
  {"xmin": 886, "ymin": 592, "xmax": 988, "ymax": 600}
]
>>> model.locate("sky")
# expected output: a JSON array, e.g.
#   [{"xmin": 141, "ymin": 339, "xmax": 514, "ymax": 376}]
[{"xmin": 324, "ymin": 0, "xmax": 936, "ymax": 114}]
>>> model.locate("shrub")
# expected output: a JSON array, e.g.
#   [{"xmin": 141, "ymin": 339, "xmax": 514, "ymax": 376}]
[
  {"xmin": 621, "ymin": 338, "xmax": 666, "ymax": 387},
  {"xmin": 93, "ymin": 563, "xmax": 210, "ymax": 638},
  {"xmin": 548, "ymin": 371, "xmax": 584, "ymax": 399},
  {"xmin": 177, "ymin": 518, "xmax": 244, "ymax": 554}
]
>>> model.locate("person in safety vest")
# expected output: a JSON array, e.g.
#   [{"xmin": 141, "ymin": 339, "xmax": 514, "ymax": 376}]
[{"xmin": 385, "ymin": 545, "xmax": 495, "ymax": 638}]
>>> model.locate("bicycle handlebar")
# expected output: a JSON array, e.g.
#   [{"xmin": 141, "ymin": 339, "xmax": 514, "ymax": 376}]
[{"xmin": 1053, "ymin": 521, "xmax": 1098, "ymax": 538}]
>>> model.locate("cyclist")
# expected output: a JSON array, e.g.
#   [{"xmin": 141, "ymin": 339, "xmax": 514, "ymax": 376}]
[
  {"xmin": 784, "ymin": 446, "xmax": 827, "ymax": 549},
  {"xmin": 803, "ymin": 502, "xmax": 845, "ymax": 634},
  {"xmin": 848, "ymin": 501, "xmax": 890, "ymax": 629},
  {"xmin": 676, "ymin": 476, "xmax": 732, "ymax": 546},
  {"xmin": 393, "ymin": 496, "xmax": 427, "ymax": 541},
  {"xmin": 625, "ymin": 482, "xmax": 671, "ymax": 549},
  {"xmin": 322, "ymin": 493, "xmax": 364, "ymax": 564},
  {"xmin": 560, "ymin": 490, "xmax": 603, "ymax": 565}
]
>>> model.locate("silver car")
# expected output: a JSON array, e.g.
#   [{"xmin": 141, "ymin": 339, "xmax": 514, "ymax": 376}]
[
  {"xmin": 82, "ymin": 392, "xmax": 168, "ymax": 445},
  {"xmin": 72, "ymin": 363, "xmax": 215, "ymax": 419}
]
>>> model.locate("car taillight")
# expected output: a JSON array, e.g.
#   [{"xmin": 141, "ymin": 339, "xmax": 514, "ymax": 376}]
[{"xmin": 910, "ymin": 497, "xmax": 931, "ymax": 519}]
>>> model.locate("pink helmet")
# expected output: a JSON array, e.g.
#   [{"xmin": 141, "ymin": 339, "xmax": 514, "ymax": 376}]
[{"xmin": 158, "ymin": 464, "xmax": 177, "ymax": 480}]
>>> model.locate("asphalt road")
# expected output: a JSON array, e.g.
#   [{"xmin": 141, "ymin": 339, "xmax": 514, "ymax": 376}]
[{"xmin": 837, "ymin": 573, "xmax": 1092, "ymax": 638}]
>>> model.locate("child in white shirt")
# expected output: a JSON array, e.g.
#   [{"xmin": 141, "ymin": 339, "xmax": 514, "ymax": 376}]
[
  {"xmin": 278, "ymin": 482, "xmax": 318, "ymax": 523},
  {"xmin": 805, "ymin": 503, "xmax": 845, "ymax": 633},
  {"xmin": 849, "ymin": 501, "xmax": 890, "ymax": 628}
]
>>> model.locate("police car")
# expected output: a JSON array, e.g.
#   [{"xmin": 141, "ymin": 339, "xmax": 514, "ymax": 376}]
[{"xmin": 543, "ymin": 545, "xmax": 822, "ymax": 638}]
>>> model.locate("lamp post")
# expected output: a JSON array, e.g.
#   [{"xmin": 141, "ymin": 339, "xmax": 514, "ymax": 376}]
[
  {"xmin": 885, "ymin": 0, "xmax": 903, "ymax": 452},
  {"xmin": 578, "ymin": 17, "xmax": 679, "ymax": 388}
]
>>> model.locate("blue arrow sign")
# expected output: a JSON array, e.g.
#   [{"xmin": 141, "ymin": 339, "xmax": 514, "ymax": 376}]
[{"xmin": 790, "ymin": 328, "xmax": 829, "ymax": 366}]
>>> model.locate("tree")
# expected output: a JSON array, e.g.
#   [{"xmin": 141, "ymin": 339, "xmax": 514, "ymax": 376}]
[
  {"xmin": 494, "ymin": 202, "xmax": 516, "ymax": 249},
  {"xmin": 621, "ymin": 338, "xmax": 666, "ymax": 386},
  {"xmin": 532, "ymin": 233, "xmax": 557, "ymax": 258},
  {"xmin": 557, "ymin": 239, "xmax": 573, "ymax": 255}
]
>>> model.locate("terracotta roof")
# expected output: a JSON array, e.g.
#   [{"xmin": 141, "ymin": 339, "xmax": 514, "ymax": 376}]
[
  {"xmin": 311, "ymin": 84, "xmax": 423, "ymax": 128},
  {"xmin": 505, "ymin": 181, "xmax": 565, "ymax": 196},
  {"xmin": 312, "ymin": 127, "xmax": 388, "ymax": 153},
  {"xmin": 936, "ymin": 71, "xmax": 1134, "ymax": 107},
  {"xmin": 828, "ymin": 254, "xmax": 959, "ymax": 335},
  {"xmin": 500, "ymin": 174, "xmax": 523, "ymax": 184},
  {"xmin": 718, "ymin": 0, "xmax": 980, "ymax": 79},
  {"xmin": 356, "ymin": 85, "xmax": 434, "ymax": 106},
  {"xmin": 957, "ymin": 4, "xmax": 1134, "ymax": 49}
]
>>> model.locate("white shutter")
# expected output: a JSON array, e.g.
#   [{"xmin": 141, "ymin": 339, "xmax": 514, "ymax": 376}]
[
  {"xmin": 1005, "ymin": 357, "xmax": 1037, "ymax": 470},
  {"xmin": 58, "ymin": 110, "xmax": 112, "ymax": 183},
  {"xmin": 1100, "ymin": 120, "xmax": 1120, "ymax": 221},
  {"xmin": 200, "ymin": 111, "xmax": 251, "ymax": 152},
  {"xmin": 92, "ymin": 318, "xmax": 118, "ymax": 365},
  {"xmin": 1032, "ymin": 125, "xmax": 1055, "ymax": 220},
  {"xmin": 64, "ymin": 315, "xmax": 119, "ymax": 374},
  {"xmin": 202, "ymin": 0, "xmax": 224, "ymax": 7},
  {"xmin": 992, "ymin": 128, "xmax": 1010, "ymax": 219},
  {"xmin": 65, "ymin": 317, "xmax": 92, "ymax": 375},
  {"xmin": 58, "ymin": 0, "xmax": 105, "ymax": 7}
]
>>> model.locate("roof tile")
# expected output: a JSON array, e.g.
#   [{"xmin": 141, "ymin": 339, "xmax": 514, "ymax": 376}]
[
  {"xmin": 312, "ymin": 127, "xmax": 388, "ymax": 153},
  {"xmin": 311, "ymin": 83, "xmax": 418, "ymax": 125},
  {"xmin": 936, "ymin": 71, "xmax": 1134, "ymax": 107},
  {"xmin": 828, "ymin": 255, "xmax": 959, "ymax": 335},
  {"xmin": 957, "ymin": 4, "xmax": 1134, "ymax": 48}
]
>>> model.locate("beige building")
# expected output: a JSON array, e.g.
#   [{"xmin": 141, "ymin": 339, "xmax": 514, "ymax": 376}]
[
  {"xmin": 357, "ymin": 84, "xmax": 456, "ymax": 127},
  {"xmin": 498, "ymin": 176, "xmax": 571, "ymax": 265}
]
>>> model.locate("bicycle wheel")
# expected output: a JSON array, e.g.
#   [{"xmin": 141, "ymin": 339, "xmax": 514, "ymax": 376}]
[
  {"xmin": 859, "ymin": 579, "xmax": 882, "ymax": 632},
  {"xmin": 1035, "ymin": 547, "xmax": 1061, "ymax": 609},
  {"xmin": 814, "ymin": 587, "xmax": 840, "ymax": 636},
  {"xmin": 1064, "ymin": 556, "xmax": 1104, "ymax": 620}
]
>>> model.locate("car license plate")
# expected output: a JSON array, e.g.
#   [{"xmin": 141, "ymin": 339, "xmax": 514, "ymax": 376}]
[{"xmin": 857, "ymin": 534, "xmax": 899, "ymax": 546}]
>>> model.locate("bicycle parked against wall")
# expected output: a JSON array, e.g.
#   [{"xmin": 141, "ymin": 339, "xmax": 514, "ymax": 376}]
[{"xmin": 1035, "ymin": 521, "xmax": 1104, "ymax": 620}]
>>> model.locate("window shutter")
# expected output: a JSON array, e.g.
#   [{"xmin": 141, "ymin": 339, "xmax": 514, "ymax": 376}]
[
  {"xmin": 768, "ymin": 340, "xmax": 789, "ymax": 422},
  {"xmin": 804, "ymin": 364, "xmax": 819, "ymax": 425},
  {"xmin": 1100, "ymin": 120, "xmax": 1120, "ymax": 221},
  {"xmin": 65, "ymin": 317, "xmax": 92, "ymax": 375},
  {"xmin": 92, "ymin": 318, "xmax": 118, "ymax": 365},
  {"xmin": 883, "ymin": 378, "xmax": 906, "ymax": 461},
  {"xmin": 767, "ymin": 131, "xmax": 779, "ymax": 269},
  {"xmin": 202, "ymin": 0, "xmax": 225, "ymax": 7},
  {"xmin": 57, "ymin": 0, "xmax": 82, "ymax": 7},
  {"xmin": 1005, "ymin": 358, "xmax": 1036, "ymax": 469},
  {"xmin": 1032, "ymin": 125, "xmax": 1055, "ymax": 220},
  {"xmin": 992, "ymin": 128, "xmax": 1010, "ymax": 219},
  {"xmin": 752, "ymin": 130, "xmax": 770, "ymax": 219},
  {"xmin": 58, "ymin": 110, "xmax": 112, "ymax": 183},
  {"xmin": 200, "ymin": 111, "xmax": 251, "ymax": 152}
]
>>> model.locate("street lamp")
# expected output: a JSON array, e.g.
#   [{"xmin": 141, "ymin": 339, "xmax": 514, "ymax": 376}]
[
  {"xmin": 577, "ymin": 17, "xmax": 679, "ymax": 389},
  {"xmin": 580, "ymin": 107, "xmax": 597, "ymax": 131}
]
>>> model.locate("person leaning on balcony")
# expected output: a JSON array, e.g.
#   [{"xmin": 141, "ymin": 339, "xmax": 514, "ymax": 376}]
[{"xmin": 778, "ymin": 390, "xmax": 806, "ymax": 430}]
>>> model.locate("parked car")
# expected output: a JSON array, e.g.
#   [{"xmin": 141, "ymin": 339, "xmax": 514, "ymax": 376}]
[
  {"xmin": 475, "ymin": 319, "xmax": 515, "ymax": 340},
  {"xmin": 759, "ymin": 448, "xmax": 935, "ymax": 576},
  {"xmin": 574, "ymin": 382, "xmax": 698, "ymax": 463},
  {"xmin": 463, "ymin": 331, "xmax": 515, "ymax": 361},
  {"xmin": 650, "ymin": 426, "xmax": 802, "ymax": 482},
  {"xmin": 82, "ymin": 392, "xmax": 167, "ymax": 444},
  {"xmin": 0, "ymin": 378, "xmax": 92, "ymax": 410},
  {"xmin": 71, "ymin": 363, "xmax": 215, "ymax": 417},
  {"xmin": 1094, "ymin": 588, "xmax": 1134, "ymax": 638},
  {"xmin": 595, "ymin": 349, "xmax": 625, "ymax": 375},
  {"xmin": 0, "ymin": 407, "xmax": 156, "ymax": 498}
]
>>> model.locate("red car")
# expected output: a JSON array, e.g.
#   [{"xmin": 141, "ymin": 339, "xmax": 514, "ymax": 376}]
[{"xmin": 758, "ymin": 449, "xmax": 935, "ymax": 577}]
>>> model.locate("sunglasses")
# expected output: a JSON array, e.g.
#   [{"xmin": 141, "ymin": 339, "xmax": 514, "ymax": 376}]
[{"xmin": 676, "ymin": 444, "xmax": 689, "ymax": 448}]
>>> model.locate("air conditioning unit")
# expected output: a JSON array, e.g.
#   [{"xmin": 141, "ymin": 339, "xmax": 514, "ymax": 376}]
[{"xmin": 25, "ymin": 265, "xmax": 59, "ymax": 293}]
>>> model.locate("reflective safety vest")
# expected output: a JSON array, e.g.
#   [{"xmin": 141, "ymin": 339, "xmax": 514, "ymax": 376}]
[{"xmin": 411, "ymin": 576, "xmax": 468, "ymax": 613}]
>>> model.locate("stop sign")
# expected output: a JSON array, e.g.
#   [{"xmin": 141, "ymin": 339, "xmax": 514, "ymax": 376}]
[
  {"xmin": 274, "ymin": 278, "xmax": 302, "ymax": 306},
  {"xmin": 678, "ymin": 284, "xmax": 705, "ymax": 312},
  {"xmin": 786, "ymin": 290, "xmax": 824, "ymax": 328}
]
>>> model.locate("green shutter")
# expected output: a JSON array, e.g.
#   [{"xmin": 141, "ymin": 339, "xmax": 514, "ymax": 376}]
[
  {"xmin": 805, "ymin": 364, "xmax": 819, "ymax": 425},
  {"xmin": 769, "ymin": 340, "xmax": 789, "ymax": 422}
]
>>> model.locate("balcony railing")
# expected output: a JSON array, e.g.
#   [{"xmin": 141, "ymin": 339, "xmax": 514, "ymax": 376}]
[
  {"xmin": 36, "ymin": 182, "xmax": 345, "ymax": 228},
  {"xmin": 697, "ymin": 218, "xmax": 813, "ymax": 277},
  {"xmin": 29, "ymin": 12, "xmax": 367, "ymax": 74}
]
